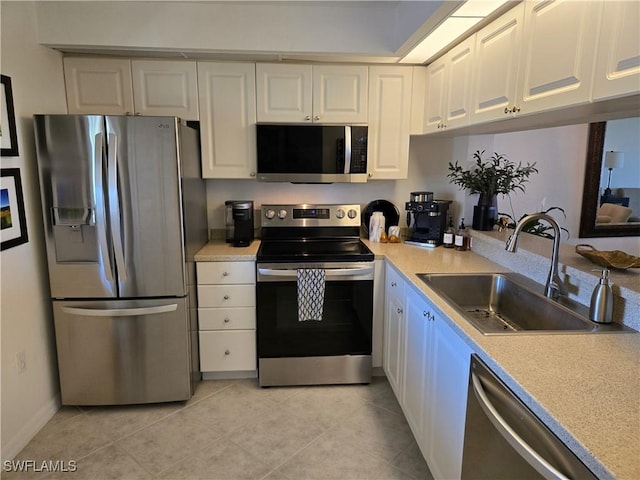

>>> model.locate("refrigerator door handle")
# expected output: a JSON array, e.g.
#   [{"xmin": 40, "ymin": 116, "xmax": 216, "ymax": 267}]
[
  {"xmin": 107, "ymin": 133, "xmax": 127, "ymax": 282},
  {"xmin": 61, "ymin": 304, "xmax": 178, "ymax": 317},
  {"xmin": 94, "ymin": 132, "xmax": 114, "ymax": 283}
]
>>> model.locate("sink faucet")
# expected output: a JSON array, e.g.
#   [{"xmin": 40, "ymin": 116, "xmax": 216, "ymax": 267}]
[{"xmin": 505, "ymin": 213, "xmax": 568, "ymax": 300}]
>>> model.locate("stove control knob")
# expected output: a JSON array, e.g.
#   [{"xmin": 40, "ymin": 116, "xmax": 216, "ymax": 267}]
[
  {"xmin": 278, "ymin": 209, "xmax": 288, "ymax": 219},
  {"xmin": 347, "ymin": 209, "xmax": 358, "ymax": 219},
  {"xmin": 336, "ymin": 209, "xmax": 345, "ymax": 219},
  {"xmin": 265, "ymin": 209, "xmax": 276, "ymax": 219}
]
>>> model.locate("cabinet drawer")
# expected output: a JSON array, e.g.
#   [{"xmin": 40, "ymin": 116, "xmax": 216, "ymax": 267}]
[
  {"xmin": 199, "ymin": 330, "xmax": 256, "ymax": 372},
  {"xmin": 197, "ymin": 262, "xmax": 255, "ymax": 285},
  {"xmin": 198, "ymin": 307, "xmax": 256, "ymax": 330},
  {"xmin": 197, "ymin": 285, "xmax": 255, "ymax": 308}
]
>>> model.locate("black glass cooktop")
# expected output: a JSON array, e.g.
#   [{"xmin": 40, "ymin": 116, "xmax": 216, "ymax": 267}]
[{"xmin": 257, "ymin": 238, "xmax": 374, "ymax": 263}]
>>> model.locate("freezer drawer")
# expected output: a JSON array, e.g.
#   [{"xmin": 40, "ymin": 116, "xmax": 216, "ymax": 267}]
[{"xmin": 53, "ymin": 297, "xmax": 192, "ymax": 405}]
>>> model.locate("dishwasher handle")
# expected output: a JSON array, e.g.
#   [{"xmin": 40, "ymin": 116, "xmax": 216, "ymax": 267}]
[{"xmin": 471, "ymin": 371, "xmax": 570, "ymax": 480}]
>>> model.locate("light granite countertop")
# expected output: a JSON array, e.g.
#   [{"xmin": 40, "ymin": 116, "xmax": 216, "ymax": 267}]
[
  {"xmin": 195, "ymin": 239, "xmax": 639, "ymax": 479},
  {"xmin": 364, "ymin": 239, "xmax": 639, "ymax": 480},
  {"xmin": 194, "ymin": 240, "xmax": 260, "ymax": 261}
]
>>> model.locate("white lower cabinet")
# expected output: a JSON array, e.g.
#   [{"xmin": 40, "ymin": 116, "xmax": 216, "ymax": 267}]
[
  {"xmin": 402, "ymin": 287, "xmax": 430, "ymax": 438},
  {"xmin": 383, "ymin": 264, "xmax": 406, "ymax": 398},
  {"xmin": 196, "ymin": 261, "xmax": 256, "ymax": 373},
  {"xmin": 383, "ymin": 263, "xmax": 472, "ymax": 479},
  {"xmin": 421, "ymin": 291, "xmax": 472, "ymax": 480}
]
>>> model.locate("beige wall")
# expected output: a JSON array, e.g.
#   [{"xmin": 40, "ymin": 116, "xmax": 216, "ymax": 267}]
[{"xmin": 0, "ymin": 1, "xmax": 67, "ymax": 461}]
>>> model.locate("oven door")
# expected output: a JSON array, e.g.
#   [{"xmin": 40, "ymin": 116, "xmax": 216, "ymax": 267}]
[{"xmin": 256, "ymin": 262, "xmax": 374, "ymax": 359}]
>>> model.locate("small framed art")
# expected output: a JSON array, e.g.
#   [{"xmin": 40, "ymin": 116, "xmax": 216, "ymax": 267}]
[
  {"xmin": 1, "ymin": 168, "xmax": 28, "ymax": 250},
  {"xmin": 1, "ymin": 75, "xmax": 19, "ymax": 157}
]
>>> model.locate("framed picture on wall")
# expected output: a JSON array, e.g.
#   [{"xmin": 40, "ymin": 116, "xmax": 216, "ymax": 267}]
[
  {"xmin": 1, "ymin": 168, "xmax": 28, "ymax": 250},
  {"xmin": 1, "ymin": 75, "xmax": 19, "ymax": 157}
]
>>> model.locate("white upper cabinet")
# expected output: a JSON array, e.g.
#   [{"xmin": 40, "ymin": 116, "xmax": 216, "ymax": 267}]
[
  {"xmin": 470, "ymin": 3, "xmax": 524, "ymax": 125},
  {"xmin": 256, "ymin": 63, "xmax": 368, "ymax": 123},
  {"xmin": 64, "ymin": 57, "xmax": 134, "ymax": 115},
  {"xmin": 367, "ymin": 66, "xmax": 413, "ymax": 179},
  {"xmin": 64, "ymin": 57, "xmax": 199, "ymax": 119},
  {"xmin": 256, "ymin": 63, "xmax": 312, "ymax": 122},
  {"xmin": 517, "ymin": 0, "xmax": 600, "ymax": 114},
  {"xmin": 198, "ymin": 62, "xmax": 257, "ymax": 179},
  {"xmin": 131, "ymin": 60, "xmax": 199, "ymax": 120},
  {"xmin": 425, "ymin": 36, "xmax": 474, "ymax": 133},
  {"xmin": 424, "ymin": 59, "xmax": 448, "ymax": 132},
  {"xmin": 592, "ymin": 1, "xmax": 640, "ymax": 101},
  {"xmin": 312, "ymin": 65, "xmax": 368, "ymax": 123}
]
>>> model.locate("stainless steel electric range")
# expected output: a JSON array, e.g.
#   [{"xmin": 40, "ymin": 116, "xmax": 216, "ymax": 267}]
[{"xmin": 256, "ymin": 204, "xmax": 374, "ymax": 387}]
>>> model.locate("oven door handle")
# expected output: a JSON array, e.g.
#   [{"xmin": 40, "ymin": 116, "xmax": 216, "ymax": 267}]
[
  {"xmin": 258, "ymin": 265, "xmax": 374, "ymax": 280},
  {"xmin": 471, "ymin": 371, "xmax": 570, "ymax": 480}
]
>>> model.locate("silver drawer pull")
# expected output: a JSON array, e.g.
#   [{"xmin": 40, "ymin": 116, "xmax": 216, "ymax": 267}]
[
  {"xmin": 223, "ymin": 295, "xmax": 230, "ymax": 300},
  {"xmin": 224, "ymin": 318, "xmax": 230, "ymax": 323},
  {"xmin": 222, "ymin": 272, "xmax": 229, "ymax": 277},
  {"xmin": 224, "ymin": 350, "xmax": 230, "ymax": 356}
]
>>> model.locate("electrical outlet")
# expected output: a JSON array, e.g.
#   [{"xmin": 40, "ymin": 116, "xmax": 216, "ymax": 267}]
[{"xmin": 16, "ymin": 351, "xmax": 26, "ymax": 374}]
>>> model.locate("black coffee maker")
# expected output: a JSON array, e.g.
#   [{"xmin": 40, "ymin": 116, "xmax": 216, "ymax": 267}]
[
  {"xmin": 226, "ymin": 201, "xmax": 254, "ymax": 247},
  {"xmin": 405, "ymin": 192, "xmax": 451, "ymax": 247}
]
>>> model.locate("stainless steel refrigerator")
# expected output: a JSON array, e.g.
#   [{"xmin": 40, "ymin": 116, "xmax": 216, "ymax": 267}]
[{"xmin": 34, "ymin": 115, "xmax": 207, "ymax": 406}]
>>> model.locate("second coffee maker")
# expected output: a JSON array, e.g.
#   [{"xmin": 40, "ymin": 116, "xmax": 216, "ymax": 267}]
[{"xmin": 225, "ymin": 200, "xmax": 254, "ymax": 247}]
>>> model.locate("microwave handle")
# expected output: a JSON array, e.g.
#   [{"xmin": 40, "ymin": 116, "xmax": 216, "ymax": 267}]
[{"xmin": 344, "ymin": 126, "xmax": 352, "ymax": 174}]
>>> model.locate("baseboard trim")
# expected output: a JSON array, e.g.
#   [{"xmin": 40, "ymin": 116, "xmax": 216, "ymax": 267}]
[
  {"xmin": 1, "ymin": 394, "xmax": 60, "ymax": 462},
  {"xmin": 202, "ymin": 370, "xmax": 257, "ymax": 380}
]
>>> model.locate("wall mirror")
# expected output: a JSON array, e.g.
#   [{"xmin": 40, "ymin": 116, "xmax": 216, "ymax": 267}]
[{"xmin": 579, "ymin": 118, "xmax": 640, "ymax": 237}]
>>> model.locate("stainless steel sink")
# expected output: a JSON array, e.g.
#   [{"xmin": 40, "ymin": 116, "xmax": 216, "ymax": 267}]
[{"xmin": 417, "ymin": 272, "xmax": 634, "ymax": 335}]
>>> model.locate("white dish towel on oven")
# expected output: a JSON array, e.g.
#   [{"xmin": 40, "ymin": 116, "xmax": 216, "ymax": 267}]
[{"xmin": 297, "ymin": 268, "xmax": 326, "ymax": 321}]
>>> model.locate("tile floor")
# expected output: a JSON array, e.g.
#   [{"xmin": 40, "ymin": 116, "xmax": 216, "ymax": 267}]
[{"xmin": 5, "ymin": 377, "xmax": 434, "ymax": 480}]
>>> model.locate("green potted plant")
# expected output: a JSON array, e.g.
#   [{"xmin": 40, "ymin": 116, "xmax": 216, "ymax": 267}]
[
  {"xmin": 498, "ymin": 206, "xmax": 570, "ymax": 239},
  {"xmin": 447, "ymin": 150, "xmax": 538, "ymax": 230}
]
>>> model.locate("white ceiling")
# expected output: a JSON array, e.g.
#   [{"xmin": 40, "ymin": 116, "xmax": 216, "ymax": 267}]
[{"xmin": 36, "ymin": 0, "xmax": 485, "ymax": 64}]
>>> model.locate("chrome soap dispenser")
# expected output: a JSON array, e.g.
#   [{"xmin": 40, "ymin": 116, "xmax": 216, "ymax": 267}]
[{"xmin": 589, "ymin": 269, "xmax": 613, "ymax": 324}]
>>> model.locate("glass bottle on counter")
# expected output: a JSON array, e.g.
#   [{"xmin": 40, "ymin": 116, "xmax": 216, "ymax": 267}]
[
  {"xmin": 455, "ymin": 218, "xmax": 471, "ymax": 251},
  {"xmin": 443, "ymin": 216, "xmax": 455, "ymax": 248}
]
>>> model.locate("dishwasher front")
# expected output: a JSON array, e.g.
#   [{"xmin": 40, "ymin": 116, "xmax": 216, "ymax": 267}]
[{"xmin": 461, "ymin": 355, "xmax": 598, "ymax": 480}]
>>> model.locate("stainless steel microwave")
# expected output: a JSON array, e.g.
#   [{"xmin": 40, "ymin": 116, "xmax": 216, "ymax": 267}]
[{"xmin": 256, "ymin": 124, "xmax": 368, "ymax": 183}]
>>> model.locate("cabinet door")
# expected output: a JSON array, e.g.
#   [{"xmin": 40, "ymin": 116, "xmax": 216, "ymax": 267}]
[
  {"xmin": 470, "ymin": 3, "xmax": 524, "ymax": 125},
  {"xmin": 198, "ymin": 62, "xmax": 257, "ymax": 179},
  {"xmin": 256, "ymin": 63, "xmax": 312, "ymax": 122},
  {"xmin": 131, "ymin": 60, "xmax": 199, "ymax": 120},
  {"xmin": 424, "ymin": 314, "xmax": 472, "ymax": 480},
  {"xmin": 383, "ymin": 265, "xmax": 405, "ymax": 398},
  {"xmin": 592, "ymin": 1, "xmax": 640, "ymax": 101},
  {"xmin": 402, "ymin": 287, "xmax": 429, "ymax": 441},
  {"xmin": 424, "ymin": 58, "xmax": 448, "ymax": 133},
  {"xmin": 367, "ymin": 66, "xmax": 412, "ymax": 180},
  {"xmin": 425, "ymin": 37, "xmax": 474, "ymax": 133},
  {"xmin": 312, "ymin": 65, "xmax": 368, "ymax": 123},
  {"xmin": 444, "ymin": 37, "xmax": 474, "ymax": 130},
  {"xmin": 518, "ymin": 0, "xmax": 599, "ymax": 114},
  {"xmin": 64, "ymin": 57, "xmax": 134, "ymax": 115}
]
